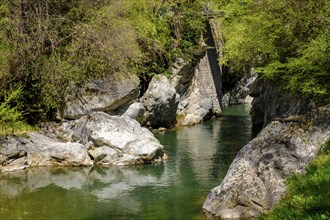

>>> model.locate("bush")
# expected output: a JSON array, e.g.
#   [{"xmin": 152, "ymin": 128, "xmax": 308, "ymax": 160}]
[
  {"xmin": 0, "ymin": 0, "xmax": 206, "ymax": 124},
  {"xmin": 0, "ymin": 87, "xmax": 34, "ymax": 135},
  {"xmin": 212, "ymin": 0, "xmax": 330, "ymax": 99}
]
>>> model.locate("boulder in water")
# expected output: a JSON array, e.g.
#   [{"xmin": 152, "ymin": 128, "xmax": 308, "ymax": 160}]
[
  {"xmin": 62, "ymin": 112, "xmax": 165, "ymax": 166},
  {"xmin": 203, "ymin": 105, "xmax": 330, "ymax": 219},
  {"xmin": 141, "ymin": 75, "xmax": 179, "ymax": 129},
  {"xmin": 0, "ymin": 133, "xmax": 93, "ymax": 172}
]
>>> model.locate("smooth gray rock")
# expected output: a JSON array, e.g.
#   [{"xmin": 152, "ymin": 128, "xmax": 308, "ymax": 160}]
[
  {"xmin": 63, "ymin": 72, "xmax": 140, "ymax": 119},
  {"xmin": 141, "ymin": 75, "xmax": 179, "ymax": 128},
  {"xmin": 203, "ymin": 105, "xmax": 330, "ymax": 219},
  {"xmin": 0, "ymin": 111, "xmax": 164, "ymax": 171},
  {"xmin": 62, "ymin": 112, "xmax": 165, "ymax": 166},
  {"xmin": 221, "ymin": 70, "xmax": 257, "ymax": 108},
  {"xmin": 0, "ymin": 133, "xmax": 93, "ymax": 172},
  {"xmin": 180, "ymin": 96, "xmax": 213, "ymax": 126},
  {"xmin": 123, "ymin": 102, "xmax": 145, "ymax": 123},
  {"xmin": 229, "ymin": 71, "xmax": 257, "ymax": 105}
]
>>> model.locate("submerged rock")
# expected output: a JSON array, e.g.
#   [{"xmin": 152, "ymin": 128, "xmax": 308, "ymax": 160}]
[
  {"xmin": 203, "ymin": 105, "xmax": 330, "ymax": 219},
  {"xmin": 63, "ymin": 72, "xmax": 140, "ymax": 119},
  {"xmin": 141, "ymin": 75, "xmax": 179, "ymax": 129}
]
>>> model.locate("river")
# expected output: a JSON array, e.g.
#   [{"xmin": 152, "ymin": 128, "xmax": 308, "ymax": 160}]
[{"xmin": 0, "ymin": 104, "xmax": 254, "ymax": 220}]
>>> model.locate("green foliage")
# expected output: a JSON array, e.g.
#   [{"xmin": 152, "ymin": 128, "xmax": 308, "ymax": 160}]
[
  {"xmin": 260, "ymin": 32, "xmax": 330, "ymax": 97},
  {"xmin": 65, "ymin": 4, "xmax": 142, "ymax": 80},
  {"xmin": 213, "ymin": 0, "xmax": 330, "ymax": 98},
  {"xmin": 0, "ymin": 2, "xmax": 12, "ymax": 79},
  {"xmin": 0, "ymin": 87, "xmax": 23, "ymax": 123},
  {"xmin": 0, "ymin": 87, "xmax": 35, "ymax": 136},
  {"xmin": 259, "ymin": 140, "xmax": 330, "ymax": 220},
  {"xmin": 0, "ymin": 0, "xmax": 205, "ymax": 125}
]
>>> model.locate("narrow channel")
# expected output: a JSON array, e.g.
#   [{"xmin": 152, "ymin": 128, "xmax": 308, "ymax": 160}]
[{"xmin": 0, "ymin": 104, "xmax": 253, "ymax": 220}]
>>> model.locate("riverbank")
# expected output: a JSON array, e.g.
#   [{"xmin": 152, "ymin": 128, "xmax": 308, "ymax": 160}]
[
  {"xmin": 0, "ymin": 105, "xmax": 253, "ymax": 219},
  {"xmin": 260, "ymin": 139, "xmax": 330, "ymax": 219},
  {"xmin": 203, "ymin": 102, "xmax": 330, "ymax": 219}
]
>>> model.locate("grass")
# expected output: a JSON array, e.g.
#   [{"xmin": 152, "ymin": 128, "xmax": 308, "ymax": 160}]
[
  {"xmin": 259, "ymin": 139, "xmax": 330, "ymax": 220},
  {"xmin": 0, "ymin": 121, "xmax": 37, "ymax": 137}
]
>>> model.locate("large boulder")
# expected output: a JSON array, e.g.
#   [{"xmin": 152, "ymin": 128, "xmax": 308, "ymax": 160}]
[
  {"xmin": 141, "ymin": 75, "xmax": 179, "ymax": 129},
  {"xmin": 0, "ymin": 133, "xmax": 93, "ymax": 172},
  {"xmin": 179, "ymin": 93, "xmax": 213, "ymax": 126},
  {"xmin": 0, "ymin": 112, "xmax": 165, "ymax": 171},
  {"xmin": 61, "ymin": 112, "xmax": 165, "ymax": 166},
  {"xmin": 63, "ymin": 72, "xmax": 140, "ymax": 119},
  {"xmin": 203, "ymin": 105, "xmax": 330, "ymax": 219}
]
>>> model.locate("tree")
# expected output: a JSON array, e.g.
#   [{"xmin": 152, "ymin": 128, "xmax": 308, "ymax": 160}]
[{"xmin": 213, "ymin": 0, "xmax": 330, "ymax": 99}]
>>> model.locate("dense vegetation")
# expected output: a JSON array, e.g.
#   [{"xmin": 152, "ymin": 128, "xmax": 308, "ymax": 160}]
[
  {"xmin": 0, "ymin": 0, "xmax": 205, "ymax": 130},
  {"xmin": 1, "ymin": 0, "xmax": 329, "ymax": 132},
  {"xmin": 259, "ymin": 140, "xmax": 330, "ymax": 220},
  {"xmin": 212, "ymin": 0, "xmax": 329, "ymax": 99}
]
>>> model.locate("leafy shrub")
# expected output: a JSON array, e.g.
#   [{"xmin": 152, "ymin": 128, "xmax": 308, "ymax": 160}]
[
  {"xmin": 0, "ymin": 0, "xmax": 206, "ymax": 124},
  {"xmin": 213, "ymin": 0, "xmax": 330, "ymax": 99},
  {"xmin": 0, "ymin": 87, "xmax": 34, "ymax": 135}
]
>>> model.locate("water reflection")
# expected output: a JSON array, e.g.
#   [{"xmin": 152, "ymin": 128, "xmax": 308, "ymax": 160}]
[
  {"xmin": 0, "ymin": 104, "xmax": 253, "ymax": 220},
  {"xmin": 0, "ymin": 168, "xmax": 87, "ymax": 197},
  {"xmin": 0, "ymin": 166, "xmax": 165, "ymax": 200}
]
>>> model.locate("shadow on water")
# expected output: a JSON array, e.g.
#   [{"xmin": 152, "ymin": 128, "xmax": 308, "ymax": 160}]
[{"xmin": 0, "ymin": 104, "xmax": 255, "ymax": 220}]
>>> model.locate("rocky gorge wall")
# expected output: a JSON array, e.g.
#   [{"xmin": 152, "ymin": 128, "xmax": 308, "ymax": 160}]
[
  {"xmin": 0, "ymin": 27, "xmax": 224, "ymax": 172},
  {"xmin": 250, "ymin": 78, "xmax": 315, "ymax": 127},
  {"xmin": 203, "ymin": 77, "xmax": 330, "ymax": 219}
]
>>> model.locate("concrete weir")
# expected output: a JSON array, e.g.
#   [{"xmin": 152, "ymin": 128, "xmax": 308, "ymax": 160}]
[{"xmin": 196, "ymin": 20, "xmax": 223, "ymax": 114}]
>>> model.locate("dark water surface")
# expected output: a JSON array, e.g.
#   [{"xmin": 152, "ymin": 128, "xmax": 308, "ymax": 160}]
[{"xmin": 0, "ymin": 105, "xmax": 253, "ymax": 220}]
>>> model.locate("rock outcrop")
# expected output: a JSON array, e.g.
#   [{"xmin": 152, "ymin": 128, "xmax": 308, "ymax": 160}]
[
  {"xmin": 61, "ymin": 112, "xmax": 164, "ymax": 166},
  {"xmin": 0, "ymin": 133, "xmax": 93, "ymax": 172},
  {"xmin": 169, "ymin": 20, "xmax": 223, "ymax": 126},
  {"xmin": 141, "ymin": 75, "xmax": 179, "ymax": 129},
  {"xmin": 0, "ymin": 112, "xmax": 165, "ymax": 171},
  {"xmin": 63, "ymin": 72, "xmax": 140, "ymax": 119},
  {"xmin": 203, "ymin": 105, "xmax": 330, "ymax": 219},
  {"xmin": 250, "ymin": 78, "xmax": 314, "ymax": 127},
  {"xmin": 222, "ymin": 71, "xmax": 257, "ymax": 108}
]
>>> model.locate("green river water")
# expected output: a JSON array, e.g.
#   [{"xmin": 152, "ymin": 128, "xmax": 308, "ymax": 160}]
[{"xmin": 0, "ymin": 104, "xmax": 255, "ymax": 220}]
